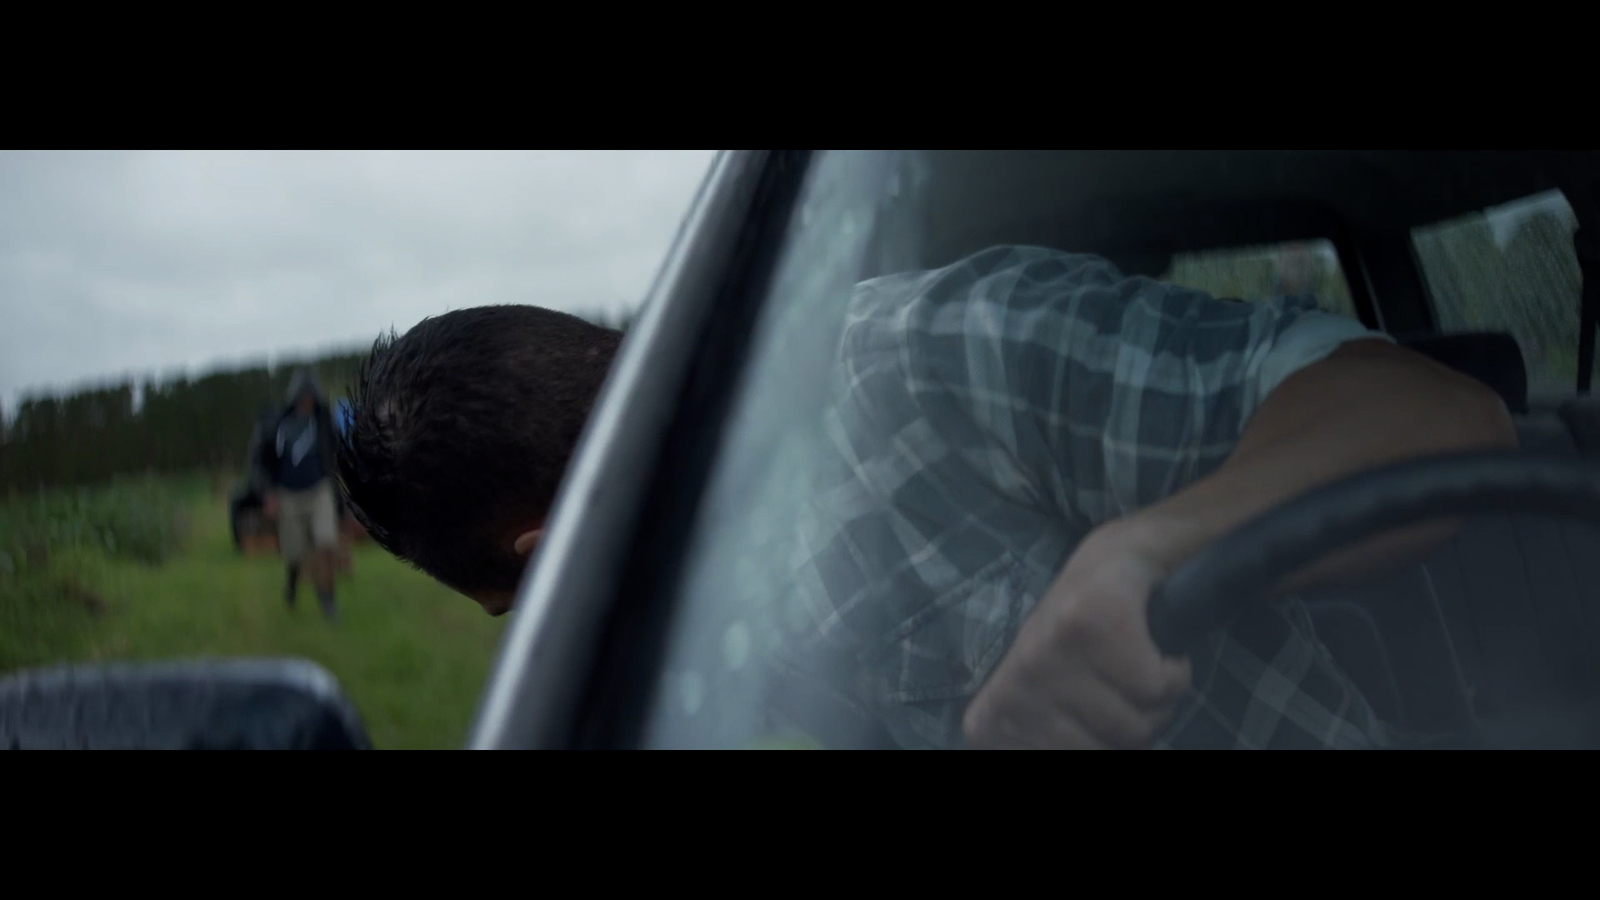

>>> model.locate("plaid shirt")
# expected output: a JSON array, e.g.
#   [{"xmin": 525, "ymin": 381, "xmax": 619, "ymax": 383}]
[{"xmin": 784, "ymin": 245, "xmax": 1394, "ymax": 749}]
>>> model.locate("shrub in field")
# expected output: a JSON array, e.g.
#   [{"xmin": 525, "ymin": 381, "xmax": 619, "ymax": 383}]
[
  {"xmin": 0, "ymin": 477, "xmax": 190, "ymax": 575},
  {"xmin": 0, "ymin": 476, "xmax": 194, "ymax": 674}
]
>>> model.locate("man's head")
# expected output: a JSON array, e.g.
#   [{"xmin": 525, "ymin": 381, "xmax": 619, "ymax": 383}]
[{"xmin": 336, "ymin": 305, "xmax": 624, "ymax": 615}]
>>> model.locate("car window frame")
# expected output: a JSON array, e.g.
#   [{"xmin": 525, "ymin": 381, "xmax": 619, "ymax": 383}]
[
  {"xmin": 1412, "ymin": 191, "xmax": 1579, "ymax": 401},
  {"xmin": 1407, "ymin": 181, "xmax": 1600, "ymax": 401},
  {"xmin": 466, "ymin": 150, "xmax": 815, "ymax": 749}
]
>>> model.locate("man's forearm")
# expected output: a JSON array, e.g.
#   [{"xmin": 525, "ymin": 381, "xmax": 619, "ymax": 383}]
[{"xmin": 1116, "ymin": 339, "xmax": 1519, "ymax": 592}]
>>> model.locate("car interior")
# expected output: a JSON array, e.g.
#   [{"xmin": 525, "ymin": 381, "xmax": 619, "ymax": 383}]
[
  {"xmin": 459, "ymin": 150, "xmax": 1600, "ymax": 750},
  {"xmin": 851, "ymin": 150, "xmax": 1600, "ymax": 743}
]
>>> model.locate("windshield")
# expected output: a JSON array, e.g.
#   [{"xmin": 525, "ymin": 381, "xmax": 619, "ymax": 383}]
[{"xmin": 631, "ymin": 151, "xmax": 1597, "ymax": 750}]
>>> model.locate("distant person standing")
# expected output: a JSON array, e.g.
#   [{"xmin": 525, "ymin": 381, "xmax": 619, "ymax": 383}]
[{"xmin": 248, "ymin": 368, "xmax": 343, "ymax": 621}]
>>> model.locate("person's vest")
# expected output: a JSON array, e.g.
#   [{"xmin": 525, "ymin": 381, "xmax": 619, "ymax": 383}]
[{"xmin": 274, "ymin": 413, "xmax": 327, "ymax": 490}]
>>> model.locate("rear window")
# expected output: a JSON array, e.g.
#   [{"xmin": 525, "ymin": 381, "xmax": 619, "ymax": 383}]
[
  {"xmin": 1412, "ymin": 190, "xmax": 1593, "ymax": 391},
  {"xmin": 1160, "ymin": 238, "xmax": 1359, "ymax": 320}
]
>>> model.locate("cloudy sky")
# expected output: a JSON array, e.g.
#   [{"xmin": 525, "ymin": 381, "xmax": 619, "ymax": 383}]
[{"xmin": 0, "ymin": 150, "xmax": 717, "ymax": 411}]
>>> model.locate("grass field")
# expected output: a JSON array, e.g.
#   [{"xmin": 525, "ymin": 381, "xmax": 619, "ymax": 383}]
[{"xmin": 0, "ymin": 474, "xmax": 507, "ymax": 749}]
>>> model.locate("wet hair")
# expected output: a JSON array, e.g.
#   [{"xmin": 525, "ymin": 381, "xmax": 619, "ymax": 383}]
[{"xmin": 337, "ymin": 305, "xmax": 623, "ymax": 595}]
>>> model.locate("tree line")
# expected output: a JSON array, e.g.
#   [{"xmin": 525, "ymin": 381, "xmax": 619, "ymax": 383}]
[{"xmin": 0, "ymin": 307, "xmax": 637, "ymax": 493}]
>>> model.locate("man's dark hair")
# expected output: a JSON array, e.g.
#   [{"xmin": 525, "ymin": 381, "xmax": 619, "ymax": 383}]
[{"xmin": 337, "ymin": 305, "xmax": 623, "ymax": 595}]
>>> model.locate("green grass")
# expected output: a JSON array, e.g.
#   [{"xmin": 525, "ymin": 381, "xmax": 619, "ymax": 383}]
[{"xmin": 0, "ymin": 475, "xmax": 507, "ymax": 749}]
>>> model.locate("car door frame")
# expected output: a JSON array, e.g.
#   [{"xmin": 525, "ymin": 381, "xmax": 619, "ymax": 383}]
[{"xmin": 466, "ymin": 149, "xmax": 816, "ymax": 749}]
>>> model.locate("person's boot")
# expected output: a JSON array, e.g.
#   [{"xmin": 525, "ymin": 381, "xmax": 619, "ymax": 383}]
[
  {"xmin": 285, "ymin": 565, "xmax": 301, "ymax": 609},
  {"xmin": 318, "ymin": 587, "xmax": 338, "ymax": 623}
]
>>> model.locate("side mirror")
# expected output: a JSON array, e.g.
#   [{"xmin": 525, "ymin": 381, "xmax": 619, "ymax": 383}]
[{"xmin": 0, "ymin": 658, "xmax": 373, "ymax": 750}]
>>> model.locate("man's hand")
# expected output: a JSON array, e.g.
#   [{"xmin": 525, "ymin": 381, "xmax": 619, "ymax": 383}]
[
  {"xmin": 963, "ymin": 339, "xmax": 1515, "ymax": 751},
  {"xmin": 263, "ymin": 492, "xmax": 280, "ymax": 520},
  {"xmin": 963, "ymin": 524, "xmax": 1192, "ymax": 750}
]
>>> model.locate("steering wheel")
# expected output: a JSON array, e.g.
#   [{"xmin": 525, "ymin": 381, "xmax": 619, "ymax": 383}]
[{"xmin": 1145, "ymin": 449, "xmax": 1600, "ymax": 750}]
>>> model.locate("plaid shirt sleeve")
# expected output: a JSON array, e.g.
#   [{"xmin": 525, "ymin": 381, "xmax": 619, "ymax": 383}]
[{"xmin": 786, "ymin": 245, "xmax": 1391, "ymax": 749}]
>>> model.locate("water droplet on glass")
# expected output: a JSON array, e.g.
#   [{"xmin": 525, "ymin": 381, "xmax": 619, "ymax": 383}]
[
  {"xmin": 681, "ymin": 671, "xmax": 704, "ymax": 715},
  {"xmin": 723, "ymin": 622, "xmax": 751, "ymax": 671}
]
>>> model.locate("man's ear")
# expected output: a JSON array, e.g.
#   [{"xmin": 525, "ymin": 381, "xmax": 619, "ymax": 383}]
[{"xmin": 512, "ymin": 528, "xmax": 545, "ymax": 558}]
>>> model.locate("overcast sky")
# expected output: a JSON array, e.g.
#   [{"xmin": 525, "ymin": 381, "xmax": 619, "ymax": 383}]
[{"xmin": 0, "ymin": 150, "xmax": 717, "ymax": 412}]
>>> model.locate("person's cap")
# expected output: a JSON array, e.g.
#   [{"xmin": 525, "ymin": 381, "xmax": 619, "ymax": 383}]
[{"xmin": 287, "ymin": 367, "xmax": 321, "ymax": 403}]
